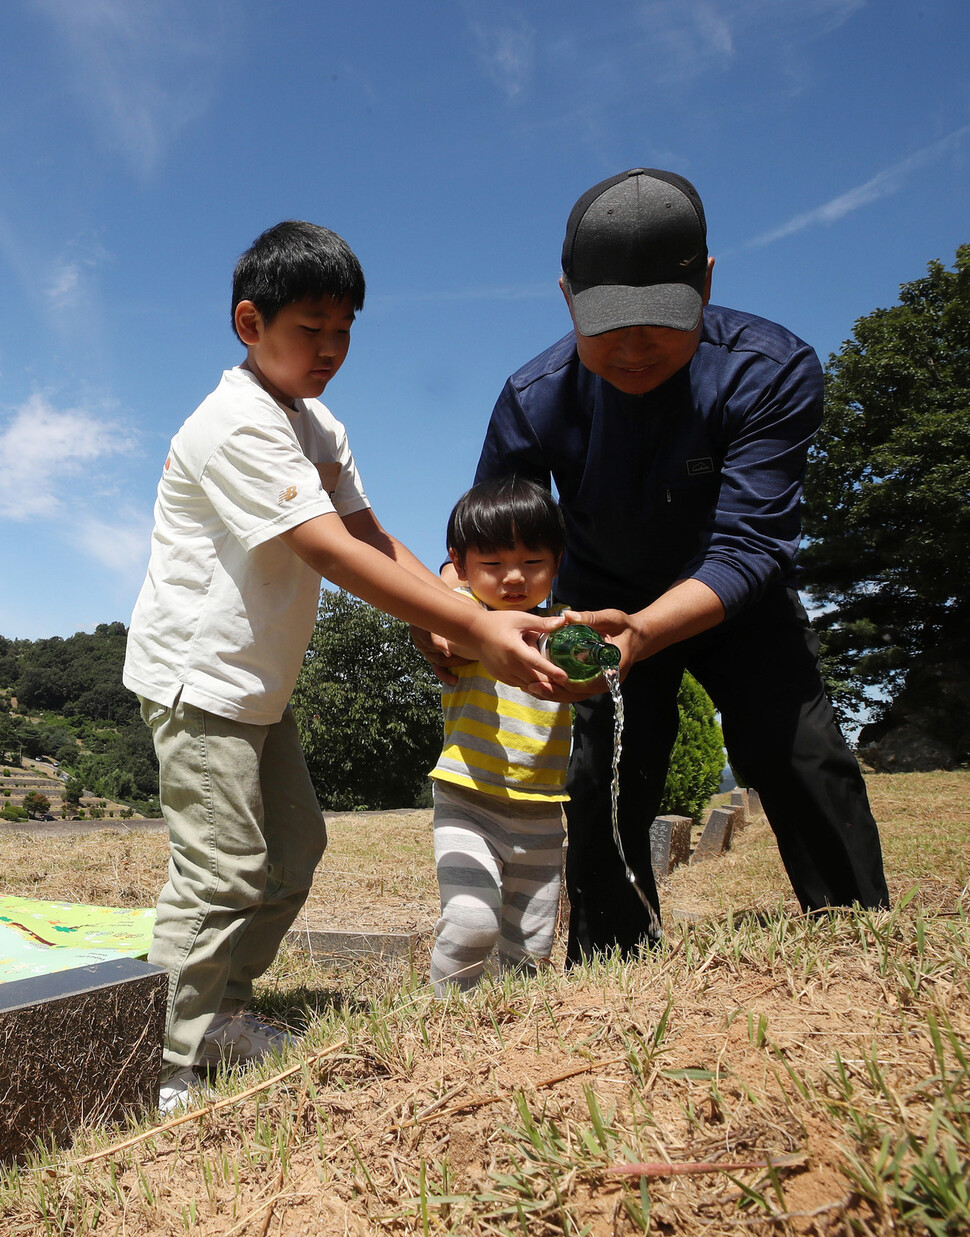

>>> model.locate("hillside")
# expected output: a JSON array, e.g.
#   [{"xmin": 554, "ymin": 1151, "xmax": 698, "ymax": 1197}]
[
  {"xmin": 0, "ymin": 757, "xmax": 147, "ymax": 824},
  {"xmin": 0, "ymin": 623, "xmax": 160, "ymax": 818}
]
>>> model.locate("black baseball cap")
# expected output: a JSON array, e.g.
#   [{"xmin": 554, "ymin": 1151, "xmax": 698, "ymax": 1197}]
[{"xmin": 561, "ymin": 168, "xmax": 708, "ymax": 336}]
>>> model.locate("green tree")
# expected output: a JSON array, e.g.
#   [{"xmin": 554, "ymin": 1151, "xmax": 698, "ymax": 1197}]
[
  {"xmin": 63, "ymin": 776, "xmax": 85, "ymax": 808},
  {"xmin": 0, "ymin": 712, "xmax": 25, "ymax": 764},
  {"xmin": 659, "ymin": 674, "xmax": 724, "ymax": 821},
  {"xmin": 801, "ymin": 246, "xmax": 970, "ymax": 744},
  {"xmin": 292, "ymin": 590, "xmax": 443, "ymax": 811},
  {"xmin": 13, "ymin": 623, "xmax": 137, "ymax": 724}
]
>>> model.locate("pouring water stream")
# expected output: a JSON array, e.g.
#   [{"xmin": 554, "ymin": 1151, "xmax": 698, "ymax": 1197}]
[{"xmin": 604, "ymin": 667, "xmax": 662, "ymax": 941}]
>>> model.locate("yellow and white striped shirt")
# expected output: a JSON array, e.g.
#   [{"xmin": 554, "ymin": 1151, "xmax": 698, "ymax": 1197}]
[{"xmin": 430, "ymin": 594, "xmax": 572, "ymax": 802}]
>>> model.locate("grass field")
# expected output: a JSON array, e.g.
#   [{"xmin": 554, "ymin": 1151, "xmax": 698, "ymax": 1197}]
[{"xmin": 0, "ymin": 770, "xmax": 968, "ymax": 1235}]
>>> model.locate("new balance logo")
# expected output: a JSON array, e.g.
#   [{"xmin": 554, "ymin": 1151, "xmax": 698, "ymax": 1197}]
[{"xmin": 278, "ymin": 486, "xmax": 298, "ymax": 504}]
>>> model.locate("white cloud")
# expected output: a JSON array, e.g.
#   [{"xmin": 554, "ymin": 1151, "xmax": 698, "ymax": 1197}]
[
  {"xmin": 46, "ymin": 262, "xmax": 84, "ymax": 311},
  {"xmin": 746, "ymin": 126, "xmax": 970, "ymax": 249},
  {"xmin": 462, "ymin": 2, "xmax": 535, "ymax": 100},
  {"xmin": 628, "ymin": 0, "xmax": 863, "ymax": 84},
  {"xmin": 633, "ymin": 1, "xmax": 736, "ymax": 80},
  {"xmin": 694, "ymin": 3, "xmax": 735, "ymax": 57},
  {"xmin": 30, "ymin": 0, "xmax": 235, "ymax": 179},
  {"xmin": 43, "ymin": 238, "xmax": 112, "ymax": 314},
  {"xmin": 0, "ymin": 395, "xmax": 134, "ymax": 520},
  {"xmin": 73, "ymin": 513, "xmax": 153, "ymax": 577}
]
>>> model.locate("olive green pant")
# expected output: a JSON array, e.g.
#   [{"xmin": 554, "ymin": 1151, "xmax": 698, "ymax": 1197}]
[{"xmin": 141, "ymin": 697, "xmax": 327, "ymax": 1075}]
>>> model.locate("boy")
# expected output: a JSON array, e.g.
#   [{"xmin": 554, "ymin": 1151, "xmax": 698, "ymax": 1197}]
[
  {"xmin": 123, "ymin": 222, "xmax": 567, "ymax": 1112},
  {"xmin": 429, "ymin": 476, "xmax": 572, "ymax": 994}
]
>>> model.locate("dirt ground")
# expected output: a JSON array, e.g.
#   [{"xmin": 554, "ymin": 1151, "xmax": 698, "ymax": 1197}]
[
  {"xmin": 300, "ymin": 808, "xmax": 440, "ymax": 936},
  {"xmin": 2, "ymin": 777, "xmax": 967, "ymax": 1235}
]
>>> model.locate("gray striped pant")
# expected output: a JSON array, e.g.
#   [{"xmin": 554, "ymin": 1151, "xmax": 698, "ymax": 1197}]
[{"xmin": 430, "ymin": 781, "xmax": 565, "ymax": 996}]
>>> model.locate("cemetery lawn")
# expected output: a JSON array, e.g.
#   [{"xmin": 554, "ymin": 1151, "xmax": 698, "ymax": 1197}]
[{"xmin": 0, "ymin": 770, "xmax": 968, "ymax": 1235}]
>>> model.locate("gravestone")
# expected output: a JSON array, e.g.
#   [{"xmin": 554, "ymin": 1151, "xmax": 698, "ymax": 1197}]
[
  {"xmin": 691, "ymin": 805, "xmax": 741, "ymax": 864},
  {"xmin": 650, "ymin": 815, "xmax": 692, "ymax": 879},
  {"xmin": 0, "ymin": 958, "xmax": 166, "ymax": 1161}
]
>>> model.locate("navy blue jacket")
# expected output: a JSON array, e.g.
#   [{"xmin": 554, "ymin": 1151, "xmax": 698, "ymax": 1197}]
[{"xmin": 475, "ymin": 304, "xmax": 823, "ymax": 618}]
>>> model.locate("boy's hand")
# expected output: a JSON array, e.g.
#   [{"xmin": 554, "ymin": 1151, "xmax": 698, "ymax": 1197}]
[{"xmin": 458, "ymin": 609, "xmax": 570, "ymax": 690}]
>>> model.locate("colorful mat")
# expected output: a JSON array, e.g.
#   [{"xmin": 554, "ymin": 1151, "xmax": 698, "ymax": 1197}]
[{"xmin": 0, "ymin": 896, "xmax": 156, "ymax": 983}]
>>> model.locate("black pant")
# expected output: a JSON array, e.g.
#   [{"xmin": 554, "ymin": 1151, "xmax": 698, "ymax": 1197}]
[{"xmin": 564, "ymin": 586, "xmax": 890, "ymax": 962}]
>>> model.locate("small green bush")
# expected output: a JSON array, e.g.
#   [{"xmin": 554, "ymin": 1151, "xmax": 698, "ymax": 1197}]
[
  {"xmin": 659, "ymin": 673, "xmax": 724, "ymax": 821},
  {"xmin": 0, "ymin": 804, "xmax": 28, "ymax": 822}
]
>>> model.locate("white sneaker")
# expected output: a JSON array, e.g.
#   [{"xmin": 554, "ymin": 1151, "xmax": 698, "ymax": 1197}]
[
  {"xmin": 158, "ymin": 1066, "xmax": 214, "ymax": 1116},
  {"xmin": 199, "ymin": 1011, "xmax": 294, "ymax": 1067}
]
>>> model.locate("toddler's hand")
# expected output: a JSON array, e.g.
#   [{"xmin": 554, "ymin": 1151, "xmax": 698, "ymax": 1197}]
[{"xmin": 410, "ymin": 624, "xmax": 471, "ymax": 686}]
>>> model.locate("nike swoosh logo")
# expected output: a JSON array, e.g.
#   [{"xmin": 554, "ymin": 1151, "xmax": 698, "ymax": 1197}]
[{"xmin": 679, "ymin": 252, "xmax": 701, "ymax": 267}]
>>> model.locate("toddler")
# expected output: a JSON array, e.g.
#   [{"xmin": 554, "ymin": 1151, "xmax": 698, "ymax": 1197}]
[{"xmin": 429, "ymin": 476, "xmax": 571, "ymax": 993}]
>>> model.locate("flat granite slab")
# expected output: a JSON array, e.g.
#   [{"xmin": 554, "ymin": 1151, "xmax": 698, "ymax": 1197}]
[{"xmin": 0, "ymin": 957, "xmax": 166, "ymax": 1161}]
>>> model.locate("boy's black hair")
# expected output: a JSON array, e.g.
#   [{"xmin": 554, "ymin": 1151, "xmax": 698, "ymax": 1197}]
[
  {"xmin": 447, "ymin": 476, "xmax": 565, "ymax": 564},
  {"xmin": 231, "ymin": 220, "xmax": 366, "ymax": 339}
]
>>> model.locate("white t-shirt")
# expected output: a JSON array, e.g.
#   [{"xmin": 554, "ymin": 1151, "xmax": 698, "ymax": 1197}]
[{"xmin": 123, "ymin": 366, "xmax": 370, "ymax": 724}]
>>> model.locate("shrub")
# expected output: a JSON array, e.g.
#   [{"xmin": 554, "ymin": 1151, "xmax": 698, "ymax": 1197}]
[{"xmin": 659, "ymin": 673, "xmax": 724, "ymax": 821}]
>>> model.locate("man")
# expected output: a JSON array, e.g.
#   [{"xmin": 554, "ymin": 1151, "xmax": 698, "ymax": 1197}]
[{"xmin": 470, "ymin": 167, "xmax": 889, "ymax": 961}]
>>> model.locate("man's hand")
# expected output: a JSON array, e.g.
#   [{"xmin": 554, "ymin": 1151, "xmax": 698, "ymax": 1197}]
[
  {"xmin": 523, "ymin": 580, "xmax": 727, "ymax": 700},
  {"xmin": 562, "ymin": 607, "xmax": 645, "ymax": 664}
]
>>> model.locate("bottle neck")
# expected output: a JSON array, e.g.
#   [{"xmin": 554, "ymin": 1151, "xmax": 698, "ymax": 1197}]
[{"xmin": 587, "ymin": 642, "xmax": 620, "ymax": 669}]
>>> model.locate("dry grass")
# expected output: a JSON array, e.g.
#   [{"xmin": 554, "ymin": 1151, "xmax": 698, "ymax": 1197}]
[
  {"xmin": 0, "ymin": 771, "xmax": 968, "ymax": 1236},
  {"xmin": 0, "ymin": 809, "xmax": 438, "ymax": 934}
]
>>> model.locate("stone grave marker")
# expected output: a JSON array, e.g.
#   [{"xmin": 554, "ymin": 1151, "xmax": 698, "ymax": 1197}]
[
  {"xmin": 650, "ymin": 814, "xmax": 692, "ymax": 880},
  {"xmin": 691, "ymin": 805, "xmax": 742, "ymax": 864}
]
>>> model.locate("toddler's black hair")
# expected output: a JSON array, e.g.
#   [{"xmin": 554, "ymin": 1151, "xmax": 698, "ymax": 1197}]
[
  {"xmin": 447, "ymin": 476, "xmax": 565, "ymax": 564},
  {"xmin": 231, "ymin": 220, "xmax": 365, "ymax": 339}
]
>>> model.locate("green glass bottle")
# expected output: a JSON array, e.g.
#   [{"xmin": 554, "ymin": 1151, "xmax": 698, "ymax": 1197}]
[{"xmin": 539, "ymin": 624, "xmax": 620, "ymax": 682}]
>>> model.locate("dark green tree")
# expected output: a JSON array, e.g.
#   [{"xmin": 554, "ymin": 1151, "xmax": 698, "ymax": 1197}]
[
  {"xmin": 292, "ymin": 590, "xmax": 443, "ymax": 811},
  {"xmin": 659, "ymin": 673, "xmax": 724, "ymax": 821},
  {"xmin": 801, "ymin": 246, "xmax": 970, "ymax": 747},
  {"xmin": 63, "ymin": 776, "xmax": 85, "ymax": 808},
  {"xmin": 14, "ymin": 623, "xmax": 136, "ymax": 723},
  {"xmin": 0, "ymin": 622, "xmax": 159, "ymax": 810},
  {"xmin": 0, "ymin": 712, "xmax": 25, "ymax": 764}
]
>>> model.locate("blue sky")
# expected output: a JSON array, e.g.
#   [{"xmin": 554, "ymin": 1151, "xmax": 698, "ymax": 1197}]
[{"xmin": 1, "ymin": 0, "xmax": 967, "ymax": 640}]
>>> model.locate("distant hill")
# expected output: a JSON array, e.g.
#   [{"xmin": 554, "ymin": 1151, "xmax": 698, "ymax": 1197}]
[
  {"xmin": 0, "ymin": 758, "xmax": 145, "ymax": 823},
  {"xmin": 0, "ymin": 624, "xmax": 159, "ymax": 817}
]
